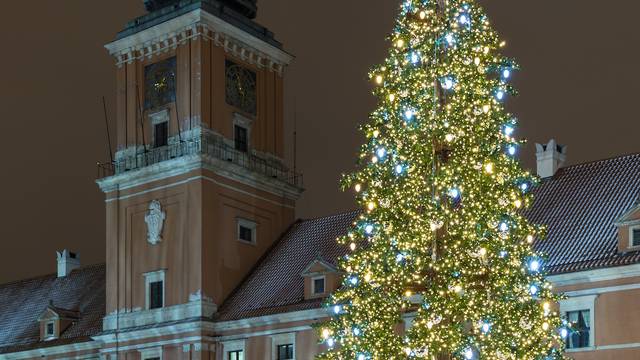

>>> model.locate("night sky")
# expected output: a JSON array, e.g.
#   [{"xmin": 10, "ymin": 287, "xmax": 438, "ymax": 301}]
[{"xmin": 1, "ymin": 1, "xmax": 639, "ymax": 284}]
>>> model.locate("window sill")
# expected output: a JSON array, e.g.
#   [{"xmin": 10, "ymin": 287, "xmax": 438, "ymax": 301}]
[{"xmin": 565, "ymin": 346, "xmax": 595, "ymax": 353}]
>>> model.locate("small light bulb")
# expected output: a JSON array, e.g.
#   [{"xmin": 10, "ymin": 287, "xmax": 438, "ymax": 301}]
[
  {"xmin": 527, "ymin": 235, "xmax": 534, "ymax": 243},
  {"xmin": 508, "ymin": 145, "xmax": 517, "ymax": 156},
  {"xmin": 371, "ymin": 156, "xmax": 378, "ymax": 164},
  {"xmin": 448, "ymin": 188, "xmax": 460, "ymax": 199},
  {"xmin": 481, "ymin": 322, "xmax": 491, "ymax": 333},
  {"xmin": 357, "ymin": 354, "xmax": 366, "ymax": 360},
  {"xmin": 479, "ymin": 248, "xmax": 487, "ymax": 256},
  {"xmin": 395, "ymin": 164, "xmax": 404, "ymax": 174},
  {"xmin": 499, "ymin": 222, "xmax": 509, "ymax": 232},
  {"xmin": 529, "ymin": 285, "xmax": 538, "ymax": 295},
  {"xmin": 514, "ymin": 199, "xmax": 522, "ymax": 208},
  {"xmin": 396, "ymin": 39, "xmax": 405, "ymax": 48},
  {"xmin": 367, "ymin": 202, "xmax": 375, "ymax": 211},
  {"xmin": 483, "ymin": 104, "xmax": 491, "ymax": 113},
  {"xmin": 529, "ymin": 259, "xmax": 541, "ymax": 272},
  {"xmin": 504, "ymin": 125, "xmax": 515, "ymax": 136},
  {"xmin": 349, "ymin": 276, "xmax": 358, "ymax": 285},
  {"xmin": 454, "ymin": 285, "xmax": 463, "ymax": 293},
  {"xmin": 355, "ymin": 184, "xmax": 362, "ymax": 192},
  {"xmin": 445, "ymin": 134, "xmax": 455, "ymax": 142},
  {"xmin": 376, "ymin": 147, "xmax": 387, "ymax": 159},
  {"xmin": 419, "ymin": 11, "xmax": 426, "ymax": 19},
  {"xmin": 474, "ymin": 57, "xmax": 481, "ymax": 66},
  {"xmin": 327, "ymin": 338, "xmax": 335, "ymax": 347},
  {"xmin": 445, "ymin": 33, "xmax": 455, "ymax": 46},
  {"xmin": 375, "ymin": 75, "xmax": 383, "ymax": 84},
  {"xmin": 364, "ymin": 273, "xmax": 371, "ymax": 282},
  {"xmin": 322, "ymin": 328, "xmax": 330, "ymax": 339},
  {"xmin": 484, "ymin": 163, "xmax": 494, "ymax": 174},
  {"xmin": 560, "ymin": 328, "xmax": 569, "ymax": 338},
  {"xmin": 389, "ymin": 94, "xmax": 396, "ymax": 102},
  {"xmin": 459, "ymin": 14, "xmax": 469, "ymax": 25},
  {"xmin": 364, "ymin": 224, "xmax": 374, "ymax": 235},
  {"xmin": 333, "ymin": 305, "xmax": 342, "ymax": 314},
  {"xmin": 503, "ymin": 69, "xmax": 511, "ymax": 79},
  {"xmin": 520, "ymin": 183, "xmax": 529, "ymax": 191},
  {"xmin": 496, "ymin": 90, "xmax": 505, "ymax": 100},
  {"xmin": 411, "ymin": 52, "xmax": 420, "ymax": 64},
  {"xmin": 464, "ymin": 348, "xmax": 474, "ymax": 359},
  {"xmin": 350, "ymin": 243, "xmax": 356, "ymax": 251},
  {"xmin": 542, "ymin": 322, "xmax": 550, "ymax": 331},
  {"xmin": 404, "ymin": 109, "xmax": 414, "ymax": 121},
  {"xmin": 353, "ymin": 327, "xmax": 361, "ymax": 336}
]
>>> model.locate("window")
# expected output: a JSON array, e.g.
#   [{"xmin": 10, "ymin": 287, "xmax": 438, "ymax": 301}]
[
  {"xmin": 228, "ymin": 350, "xmax": 243, "ymax": 360},
  {"xmin": 149, "ymin": 281, "xmax": 163, "ymax": 309},
  {"xmin": 566, "ymin": 310, "xmax": 590, "ymax": 349},
  {"xmin": 277, "ymin": 344, "xmax": 294, "ymax": 360},
  {"xmin": 144, "ymin": 270, "xmax": 165, "ymax": 310},
  {"xmin": 154, "ymin": 121, "xmax": 168, "ymax": 148},
  {"xmin": 560, "ymin": 295, "xmax": 595, "ymax": 351},
  {"xmin": 45, "ymin": 321, "xmax": 55, "ymax": 337},
  {"xmin": 312, "ymin": 276, "xmax": 326, "ymax": 295},
  {"xmin": 631, "ymin": 226, "xmax": 640, "ymax": 247},
  {"xmin": 225, "ymin": 60, "xmax": 257, "ymax": 115},
  {"xmin": 271, "ymin": 333, "xmax": 295, "ymax": 360},
  {"xmin": 237, "ymin": 218, "xmax": 257, "ymax": 244},
  {"xmin": 139, "ymin": 347, "xmax": 162, "ymax": 360},
  {"xmin": 145, "ymin": 57, "xmax": 177, "ymax": 110},
  {"xmin": 234, "ymin": 125, "xmax": 248, "ymax": 152}
]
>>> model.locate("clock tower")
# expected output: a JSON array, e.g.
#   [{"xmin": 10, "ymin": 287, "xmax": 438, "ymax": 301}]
[{"xmin": 96, "ymin": 0, "xmax": 302, "ymax": 357}]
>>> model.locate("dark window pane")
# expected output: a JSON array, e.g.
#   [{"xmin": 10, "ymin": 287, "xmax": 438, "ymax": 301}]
[
  {"xmin": 145, "ymin": 57, "xmax": 177, "ymax": 110},
  {"xmin": 146, "ymin": 358, "xmax": 160, "ymax": 360},
  {"xmin": 239, "ymin": 225, "xmax": 253, "ymax": 243},
  {"xmin": 225, "ymin": 60, "xmax": 257, "ymax": 115},
  {"xmin": 633, "ymin": 228, "xmax": 640, "ymax": 247},
  {"xmin": 154, "ymin": 122, "xmax": 168, "ymax": 148},
  {"xmin": 566, "ymin": 310, "xmax": 590, "ymax": 349},
  {"xmin": 313, "ymin": 278, "xmax": 325, "ymax": 294},
  {"xmin": 149, "ymin": 281, "xmax": 163, "ymax": 309},
  {"xmin": 277, "ymin": 344, "xmax": 293, "ymax": 360},
  {"xmin": 46, "ymin": 322, "xmax": 54, "ymax": 336},
  {"xmin": 235, "ymin": 125, "xmax": 248, "ymax": 152}
]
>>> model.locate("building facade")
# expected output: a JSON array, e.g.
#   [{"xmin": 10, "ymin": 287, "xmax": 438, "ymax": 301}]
[{"xmin": 1, "ymin": 1, "xmax": 640, "ymax": 359}]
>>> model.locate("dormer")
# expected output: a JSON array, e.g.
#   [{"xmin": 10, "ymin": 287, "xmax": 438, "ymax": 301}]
[
  {"xmin": 616, "ymin": 203, "xmax": 640, "ymax": 252},
  {"xmin": 301, "ymin": 257, "xmax": 340, "ymax": 300},
  {"xmin": 37, "ymin": 303, "xmax": 79, "ymax": 341}
]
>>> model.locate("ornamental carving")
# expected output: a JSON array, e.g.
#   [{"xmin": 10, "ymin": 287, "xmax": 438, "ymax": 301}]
[{"xmin": 144, "ymin": 200, "xmax": 166, "ymax": 245}]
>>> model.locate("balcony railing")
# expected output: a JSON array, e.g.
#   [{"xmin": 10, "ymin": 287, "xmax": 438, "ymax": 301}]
[{"xmin": 97, "ymin": 137, "xmax": 303, "ymax": 188}]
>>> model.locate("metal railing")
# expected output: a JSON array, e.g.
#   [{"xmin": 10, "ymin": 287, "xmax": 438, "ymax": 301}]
[{"xmin": 97, "ymin": 137, "xmax": 303, "ymax": 187}]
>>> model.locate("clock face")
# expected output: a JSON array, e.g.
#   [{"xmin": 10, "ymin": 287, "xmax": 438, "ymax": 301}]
[
  {"xmin": 225, "ymin": 60, "xmax": 257, "ymax": 116},
  {"xmin": 144, "ymin": 57, "xmax": 177, "ymax": 110}
]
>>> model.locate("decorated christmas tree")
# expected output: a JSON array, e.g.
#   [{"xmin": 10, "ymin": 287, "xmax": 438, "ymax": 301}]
[{"xmin": 318, "ymin": 1, "xmax": 568, "ymax": 359}]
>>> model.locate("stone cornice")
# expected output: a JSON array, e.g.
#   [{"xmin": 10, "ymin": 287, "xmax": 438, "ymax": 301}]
[{"xmin": 105, "ymin": 9, "xmax": 293, "ymax": 74}]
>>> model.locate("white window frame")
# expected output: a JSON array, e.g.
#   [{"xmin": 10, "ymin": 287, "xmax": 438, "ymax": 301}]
[
  {"xmin": 271, "ymin": 333, "xmax": 296, "ymax": 360},
  {"xmin": 311, "ymin": 275, "xmax": 326, "ymax": 295},
  {"xmin": 139, "ymin": 346, "xmax": 163, "ymax": 360},
  {"xmin": 144, "ymin": 269, "xmax": 166, "ymax": 310},
  {"xmin": 223, "ymin": 339, "xmax": 246, "ymax": 360},
  {"xmin": 237, "ymin": 218, "xmax": 257, "ymax": 245},
  {"xmin": 559, "ymin": 295, "xmax": 596, "ymax": 352},
  {"xmin": 44, "ymin": 320, "xmax": 56, "ymax": 340},
  {"xmin": 630, "ymin": 225, "xmax": 640, "ymax": 248}
]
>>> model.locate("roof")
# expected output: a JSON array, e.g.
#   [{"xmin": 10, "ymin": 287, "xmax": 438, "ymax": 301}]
[
  {"xmin": 0, "ymin": 264, "xmax": 105, "ymax": 354},
  {"xmin": 218, "ymin": 153, "xmax": 640, "ymax": 320}
]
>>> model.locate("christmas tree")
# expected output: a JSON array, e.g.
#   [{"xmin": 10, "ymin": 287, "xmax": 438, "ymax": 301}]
[{"xmin": 318, "ymin": 1, "xmax": 568, "ymax": 359}]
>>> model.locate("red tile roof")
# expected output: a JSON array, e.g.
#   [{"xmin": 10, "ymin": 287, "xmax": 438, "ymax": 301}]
[
  {"xmin": 0, "ymin": 264, "xmax": 105, "ymax": 354},
  {"xmin": 218, "ymin": 153, "xmax": 640, "ymax": 320}
]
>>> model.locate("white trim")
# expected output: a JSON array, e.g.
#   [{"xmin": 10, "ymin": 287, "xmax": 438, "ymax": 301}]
[
  {"xmin": 0, "ymin": 340, "xmax": 101, "ymax": 360},
  {"xmin": 560, "ymin": 295, "xmax": 596, "ymax": 351},
  {"xmin": 144, "ymin": 269, "xmax": 166, "ymax": 310},
  {"xmin": 237, "ymin": 218, "xmax": 257, "ymax": 245},
  {"xmin": 564, "ymin": 282, "xmax": 640, "ymax": 297},
  {"xmin": 44, "ymin": 320, "xmax": 56, "ymax": 340},
  {"xmin": 212, "ymin": 308, "xmax": 328, "ymax": 332},
  {"xmin": 139, "ymin": 346, "xmax": 162, "ymax": 360},
  {"xmin": 100, "ymin": 335, "xmax": 216, "ymax": 354},
  {"xmin": 217, "ymin": 326, "xmax": 312, "ymax": 342},
  {"xmin": 548, "ymin": 263, "xmax": 640, "ymax": 287},
  {"xmin": 271, "ymin": 332, "xmax": 296, "ymax": 360},
  {"xmin": 311, "ymin": 275, "xmax": 326, "ymax": 296}
]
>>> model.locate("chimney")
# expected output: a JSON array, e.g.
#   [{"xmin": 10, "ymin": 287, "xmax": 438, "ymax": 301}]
[
  {"xmin": 56, "ymin": 250, "xmax": 80, "ymax": 277},
  {"xmin": 535, "ymin": 139, "xmax": 567, "ymax": 178}
]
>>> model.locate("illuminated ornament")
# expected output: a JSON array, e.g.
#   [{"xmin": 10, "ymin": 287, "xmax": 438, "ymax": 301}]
[
  {"xmin": 327, "ymin": 338, "xmax": 335, "ymax": 347},
  {"xmin": 526, "ymin": 234, "xmax": 534, "ymax": 243},
  {"xmin": 499, "ymin": 222, "xmax": 509, "ymax": 232},
  {"xmin": 404, "ymin": 108, "xmax": 415, "ymax": 121},
  {"xmin": 445, "ymin": 33, "xmax": 455, "ymax": 46},
  {"xmin": 355, "ymin": 184, "xmax": 362, "ymax": 192},
  {"xmin": 448, "ymin": 188, "xmax": 460, "ymax": 199},
  {"xmin": 419, "ymin": 11, "xmax": 426, "ymax": 19},
  {"xmin": 410, "ymin": 52, "xmax": 420, "ymax": 64},
  {"xmin": 504, "ymin": 125, "xmax": 515, "ymax": 137},
  {"xmin": 353, "ymin": 327, "xmax": 361, "ymax": 336},
  {"xmin": 496, "ymin": 89, "xmax": 506, "ymax": 101},
  {"xmin": 529, "ymin": 284, "xmax": 538, "ymax": 295},
  {"xmin": 333, "ymin": 305, "xmax": 342, "ymax": 314},
  {"xmin": 464, "ymin": 348, "xmax": 474, "ymax": 359},
  {"xmin": 357, "ymin": 354, "xmax": 366, "ymax": 360},
  {"xmin": 376, "ymin": 147, "xmax": 387, "ymax": 159},
  {"xmin": 507, "ymin": 145, "xmax": 517, "ymax": 156},
  {"xmin": 322, "ymin": 328, "xmax": 331, "ymax": 339},
  {"xmin": 481, "ymin": 322, "xmax": 491, "ymax": 333},
  {"xmin": 502, "ymin": 68, "xmax": 511, "ymax": 79},
  {"xmin": 474, "ymin": 57, "xmax": 481, "ymax": 66},
  {"xmin": 441, "ymin": 77, "xmax": 456, "ymax": 90},
  {"xmin": 364, "ymin": 224, "xmax": 374, "ymax": 235},
  {"xmin": 395, "ymin": 164, "xmax": 405, "ymax": 175},
  {"xmin": 445, "ymin": 134, "xmax": 455, "ymax": 142},
  {"xmin": 364, "ymin": 273, "xmax": 371, "ymax": 282},
  {"xmin": 542, "ymin": 322, "xmax": 550, "ymax": 331},
  {"xmin": 484, "ymin": 163, "xmax": 494, "ymax": 174},
  {"xmin": 375, "ymin": 75, "xmax": 383, "ymax": 84},
  {"xmin": 520, "ymin": 182, "xmax": 529, "ymax": 192},
  {"xmin": 389, "ymin": 93, "xmax": 396, "ymax": 102},
  {"xmin": 371, "ymin": 156, "xmax": 378, "ymax": 164},
  {"xmin": 459, "ymin": 13, "xmax": 470, "ymax": 26},
  {"xmin": 454, "ymin": 285, "xmax": 463, "ymax": 293},
  {"xmin": 560, "ymin": 328, "xmax": 569, "ymax": 339},
  {"xmin": 529, "ymin": 259, "xmax": 541, "ymax": 272},
  {"xmin": 514, "ymin": 199, "xmax": 522, "ymax": 208},
  {"xmin": 479, "ymin": 247, "xmax": 487, "ymax": 257},
  {"xmin": 396, "ymin": 253, "xmax": 405, "ymax": 263},
  {"xmin": 499, "ymin": 250, "xmax": 508, "ymax": 258},
  {"xmin": 396, "ymin": 39, "xmax": 405, "ymax": 48},
  {"xmin": 349, "ymin": 276, "xmax": 358, "ymax": 285},
  {"xmin": 350, "ymin": 242, "xmax": 356, "ymax": 251},
  {"xmin": 483, "ymin": 104, "xmax": 491, "ymax": 113},
  {"xmin": 373, "ymin": 130, "xmax": 380, "ymax": 138}
]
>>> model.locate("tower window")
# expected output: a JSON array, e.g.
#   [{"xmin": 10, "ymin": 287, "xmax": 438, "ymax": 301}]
[
  {"xmin": 154, "ymin": 121, "xmax": 168, "ymax": 148},
  {"xmin": 312, "ymin": 276, "xmax": 326, "ymax": 295},
  {"xmin": 237, "ymin": 218, "xmax": 257, "ymax": 244},
  {"xmin": 277, "ymin": 344, "xmax": 294, "ymax": 360},
  {"xmin": 234, "ymin": 125, "xmax": 248, "ymax": 153},
  {"xmin": 149, "ymin": 281, "xmax": 163, "ymax": 309},
  {"xmin": 225, "ymin": 60, "xmax": 257, "ymax": 115},
  {"xmin": 144, "ymin": 270, "xmax": 165, "ymax": 310}
]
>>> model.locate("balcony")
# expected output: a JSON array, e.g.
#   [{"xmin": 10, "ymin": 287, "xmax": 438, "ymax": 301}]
[{"xmin": 97, "ymin": 135, "xmax": 302, "ymax": 188}]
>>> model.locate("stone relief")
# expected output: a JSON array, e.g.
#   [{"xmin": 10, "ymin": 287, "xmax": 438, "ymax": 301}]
[{"xmin": 144, "ymin": 200, "xmax": 166, "ymax": 245}]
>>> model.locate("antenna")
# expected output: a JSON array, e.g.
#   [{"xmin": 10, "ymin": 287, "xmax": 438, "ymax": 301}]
[
  {"xmin": 102, "ymin": 96, "xmax": 114, "ymax": 165},
  {"xmin": 135, "ymin": 84, "xmax": 148, "ymax": 152}
]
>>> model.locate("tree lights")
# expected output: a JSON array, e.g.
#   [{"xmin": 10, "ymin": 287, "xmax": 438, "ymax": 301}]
[{"xmin": 317, "ymin": 1, "xmax": 566, "ymax": 359}]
